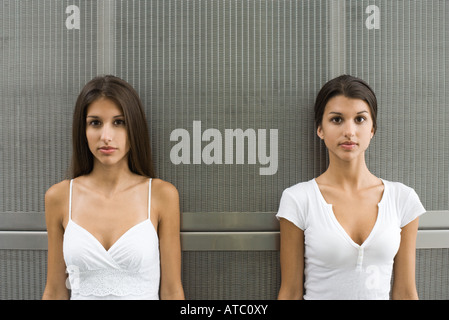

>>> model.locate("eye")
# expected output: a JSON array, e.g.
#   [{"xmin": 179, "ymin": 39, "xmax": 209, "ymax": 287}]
[
  {"xmin": 87, "ymin": 120, "xmax": 101, "ymax": 127},
  {"xmin": 114, "ymin": 119, "xmax": 126, "ymax": 126},
  {"xmin": 331, "ymin": 116, "xmax": 342, "ymax": 124},
  {"xmin": 355, "ymin": 116, "xmax": 366, "ymax": 124}
]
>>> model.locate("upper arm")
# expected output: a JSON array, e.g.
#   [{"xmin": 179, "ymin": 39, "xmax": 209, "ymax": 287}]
[
  {"xmin": 392, "ymin": 217, "xmax": 420, "ymax": 300},
  {"xmin": 278, "ymin": 218, "xmax": 304, "ymax": 300},
  {"xmin": 42, "ymin": 182, "xmax": 70, "ymax": 300},
  {"xmin": 153, "ymin": 180, "xmax": 185, "ymax": 300}
]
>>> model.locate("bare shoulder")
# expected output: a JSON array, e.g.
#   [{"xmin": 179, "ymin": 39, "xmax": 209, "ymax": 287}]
[
  {"xmin": 151, "ymin": 179, "xmax": 180, "ymax": 222},
  {"xmin": 45, "ymin": 180, "xmax": 71, "ymax": 223},
  {"xmin": 151, "ymin": 178, "xmax": 180, "ymax": 202},
  {"xmin": 45, "ymin": 180, "xmax": 71, "ymax": 205}
]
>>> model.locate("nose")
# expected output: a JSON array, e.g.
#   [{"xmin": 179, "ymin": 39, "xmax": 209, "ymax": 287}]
[
  {"xmin": 343, "ymin": 121, "xmax": 356, "ymax": 138},
  {"xmin": 100, "ymin": 124, "xmax": 113, "ymax": 143}
]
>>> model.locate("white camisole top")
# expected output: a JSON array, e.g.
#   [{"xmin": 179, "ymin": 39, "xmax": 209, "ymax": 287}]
[{"xmin": 63, "ymin": 179, "xmax": 160, "ymax": 300}]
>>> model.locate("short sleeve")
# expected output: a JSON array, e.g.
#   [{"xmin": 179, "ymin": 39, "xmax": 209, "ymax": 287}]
[
  {"xmin": 400, "ymin": 188, "xmax": 426, "ymax": 228},
  {"xmin": 276, "ymin": 189, "xmax": 306, "ymax": 230}
]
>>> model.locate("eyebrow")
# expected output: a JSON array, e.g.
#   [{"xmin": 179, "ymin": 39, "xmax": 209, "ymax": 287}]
[
  {"xmin": 328, "ymin": 111, "xmax": 369, "ymax": 115},
  {"xmin": 86, "ymin": 115, "xmax": 124, "ymax": 119}
]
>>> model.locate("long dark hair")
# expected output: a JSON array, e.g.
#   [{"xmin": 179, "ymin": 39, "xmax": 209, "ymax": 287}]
[
  {"xmin": 70, "ymin": 75, "xmax": 155, "ymax": 178},
  {"xmin": 314, "ymin": 75, "xmax": 378, "ymax": 134}
]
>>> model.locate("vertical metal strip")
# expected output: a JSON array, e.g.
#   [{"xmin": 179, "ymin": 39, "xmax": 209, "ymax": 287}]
[
  {"xmin": 97, "ymin": 0, "xmax": 115, "ymax": 75},
  {"xmin": 328, "ymin": 0, "xmax": 346, "ymax": 78}
]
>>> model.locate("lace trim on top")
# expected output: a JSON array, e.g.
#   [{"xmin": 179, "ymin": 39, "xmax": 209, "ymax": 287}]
[{"xmin": 67, "ymin": 268, "xmax": 157, "ymax": 297}]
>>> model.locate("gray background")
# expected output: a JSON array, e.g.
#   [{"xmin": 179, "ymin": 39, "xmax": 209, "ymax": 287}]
[{"xmin": 1, "ymin": 0, "xmax": 448, "ymax": 300}]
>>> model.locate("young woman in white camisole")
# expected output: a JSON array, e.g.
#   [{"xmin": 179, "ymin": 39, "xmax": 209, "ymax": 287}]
[
  {"xmin": 277, "ymin": 75, "xmax": 425, "ymax": 300},
  {"xmin": 42, "ymin": 76, "xmax": 184, "ymax": 300}
]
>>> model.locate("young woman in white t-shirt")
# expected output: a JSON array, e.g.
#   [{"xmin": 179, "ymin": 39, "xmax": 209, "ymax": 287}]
[{"xmin": 277, "ymin": 75, "xmax": 425, "ymax": 300}]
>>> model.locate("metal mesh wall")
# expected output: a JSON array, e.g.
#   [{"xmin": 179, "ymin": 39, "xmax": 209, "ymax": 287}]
[
  {"xmin": 1, "ymin": 1, "xmax": 447, "ymax": 217},
  {"xmin": 0, "ymin": 250, "xmax": 47, "ymax": 300},
  {"xmin": 113, "ymin": 0, "xmax": 329, "ymax": 213},
  {"xmin": 104, "ymin": 0, "xmax": 449, "ymax": 212},
  {"xmin": 345, "ymin": 0, "xmax": 449, "ymax": 210},
  {"xmin": 416, "ymin": 248, "xmax": 449, "ymax": 300},
  {"xmin": 1, "ymin": 248, "xmax": 448, "ymax": 300},
  {"xmin": 181, "ymin": 251, "xmax": 280, "ymax": 300},
  {"xmin": 1, "ymin": 0, "xmax": 97, "ymax": 214},
  {"xmin": 0, "ymin": 0, "xmax": 448, "ymax": 301}
]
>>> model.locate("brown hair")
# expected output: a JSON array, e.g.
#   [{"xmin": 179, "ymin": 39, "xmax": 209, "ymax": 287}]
[
  {"xmin": 70, "ymin": 75, "xmax": 155, "ymax": 178},
  {"xmin": 314, "ymin": 75, "xmax": 378, "ymax": 134}
]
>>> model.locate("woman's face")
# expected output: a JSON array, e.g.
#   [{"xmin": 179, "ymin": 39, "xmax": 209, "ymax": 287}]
[
  {"xmin": 85, "ymin": 97, "xmax": 130, "ymax": 169},
  {"xmin": 317, "ymin": 95, "xmax": 374, "ymax": 163}
]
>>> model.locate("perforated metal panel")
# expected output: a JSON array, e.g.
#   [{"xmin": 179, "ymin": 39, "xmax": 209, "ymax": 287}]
[
  {"xmin": 0, "ymin": 250, "xmax": 47, "ymax": 300},
  {"xmin": 1, "ymin": 0, "xmax": 448, "ymax": 301},
  {"xmin": 182, "ymin": 251, "xmax": 280, "ymax": 300},
  {"xmin": 1, "ymin": 1, "xmax": 447, "ymax": 218},
  {"xmin": 1, "ymin": 0, "xmax": 97, "ymax": 214},
  {"xmin": 416, "ymin": 249, "xmax": 449, "ymax": 300},
  {"xmin": 113, "ymin": 0, "xmax": 330, "ymax": 213},
  {"xmin": 345, "ymin": 0, "xmax": 449, "ymax": 210},
  {"xmin": 1, "ymin": 248, "xmax": 448, "ymax": 300}
]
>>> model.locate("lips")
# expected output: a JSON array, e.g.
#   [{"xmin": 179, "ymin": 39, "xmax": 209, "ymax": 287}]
[
  {"xmin": 339, "ymin": 141, "xmax": 357, "ymax": 150},
  {"xmin": 99, "ymin": 146, "xmax": 117, "ymax": 154}
]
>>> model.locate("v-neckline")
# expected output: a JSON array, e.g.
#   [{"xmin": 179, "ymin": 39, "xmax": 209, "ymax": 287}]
[
  {"xmin": 312, "ymin": 178, "xmax": 386, "ymax": 248},
  {"xmin": 67, "ymin": 178, "xmax": 156, "ymax": 253},
  {"xmin": 68, "ymin": 219, "xmax": 151, "ymax": 252}
]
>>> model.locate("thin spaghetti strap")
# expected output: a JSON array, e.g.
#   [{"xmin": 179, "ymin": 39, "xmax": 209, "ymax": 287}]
[
  {"xmin": 148, "ymin": 178, "xmax": 152, "ymax": 220},
  {"xmin": 69, "ymin": 179, "xmax": 73, "ymax": 221}
]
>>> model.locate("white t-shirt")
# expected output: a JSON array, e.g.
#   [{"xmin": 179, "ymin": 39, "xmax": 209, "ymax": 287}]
[{"xmin": 276, "ymin": 178, "xmax": 426, "ymax": 300}]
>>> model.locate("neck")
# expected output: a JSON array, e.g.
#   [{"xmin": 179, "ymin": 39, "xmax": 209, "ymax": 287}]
[
  {"xmin": 321, "ymin": 153, "xmax": 375, "ymax": 190},
  {"xmin": 88, "ymin": 159, "xmax": 134, "ymax": 195}
]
